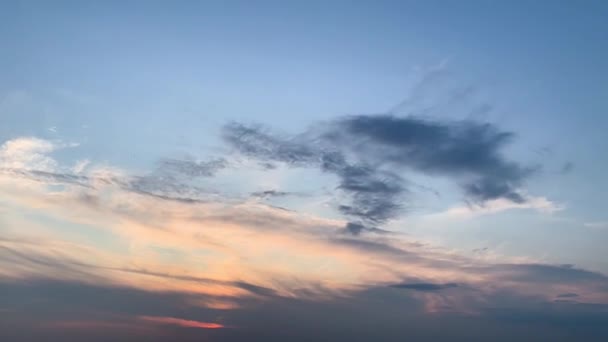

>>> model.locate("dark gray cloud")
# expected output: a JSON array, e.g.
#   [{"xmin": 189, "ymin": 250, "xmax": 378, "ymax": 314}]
[
  {"xmin": 2, "ymin": 278, "xmax": 607, "ymax": 342},
  {"xmin": 489, "ymin": 263, "xmax": 608, "ymax": 284},
  {"xmin": 222, "ymin": 122, "xmax": 317, "ymax": 166},
  {"xmin": 327, "ymin": 237, "xmax": 424, "ymax": 261},
  {"xmin": 126, "ymin": 188, "xmax": 208, "ymax": 204},
  {"xmin": 0, "ymin": 279, "xmax": 229, "ymax": 342},
  {"xmin": 557, "ymin": 293, "xmax": 579, "ymax": 298},
  {"xmin": 223, "ymin": 114, "xmax": 534, "ymax": 230},
  {"xmin": 343, "ymin": 222, "xmax": 389, "ymax": 236},
  {"xmin": 330, "ymin": 115, "xmax": 533, "ymax": 203},
  {"xmin": 331, "ymin": 162, "xmax": 406, "ymax": 226},
  {"xmin": 390, "ymin": 282, "xmax": 459, "ymax": 291},
  {"xmin": 250, "ymin": 190, "xmax": 291, "ymax": 199}
]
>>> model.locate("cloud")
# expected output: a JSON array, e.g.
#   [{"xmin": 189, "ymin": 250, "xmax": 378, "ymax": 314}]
[
  {"xmin": 557, "ymin": 293, "xmax": 579, "ymax": 298},
  {"xmin": 223, "ymin": 122, "xmax": 407, "ymax": 227},
  {"xmin": 1, "ymin": 134, "xmax": 606, "ymax": 341},
  {"xmin": 390, "ymin": 282, "xmax": 459, "ymax": 291},
  {"xmin": 222, "ymin": 122, "xmax": 317, "ymax": 166},
  {"xmin": 1, "ymin": 278, "xmax": 607, "ymax": 341},
  {"xmin": 250, "ymin": 189, "xmax": 292, "ymax": 199},
  {"xmin": 223, "ymin": 114, "xmax": 536, "ymax": 229},
  {"xmin": 4, "ymin": 165, "xmax": 604, "ymax": 310},
  {"xmin": 342, "ymin": 222, "xmax": 390, "ymax": 236},
  {"xmin": 137, "ymin": 316, "xmax": 224, "ymax": 329},
  {"xmin": 0, "ymin": 168, "xmax": 92, "ymax": 188},
  {"xmin": 157, "ymin": 157, "xmax": 226, "ymax": 178},
  {"xmin": 0, "ymin": 137, "xmax": 59, "ymax": 171},
  {"xmin": 72, "ymin": 159, "xmax": 91, "ymax": 174},
  {"xmin": 328, "ymin": 115, "xmax": 533, "ymax": 202},
  {"xmin": 429, "ymin": 194, "xmax": 562, "ymax": 219},
  {"xmin": 489, "ymin": 263, "xmax": 608, "ymax": 284}
]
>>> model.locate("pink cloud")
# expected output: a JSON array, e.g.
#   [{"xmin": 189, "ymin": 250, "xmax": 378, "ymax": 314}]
[{"xmin": 138, "ymin": 315, "xmax": 224, "ymax": 329}]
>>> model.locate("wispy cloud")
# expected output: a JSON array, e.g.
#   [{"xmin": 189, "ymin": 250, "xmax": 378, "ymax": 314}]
[
  {"xmin": 138, "ymin": 316, "xmax": 224, "ymax": 329},
  {"xmin": 428, "ymin": 194, "xmax": 563, "ymax": 219},
  {"xmin": 390, "ymin": 282, "xmax": 459, "ymax": 291},
  {"xmin": 0, "ymin": 133, "xmax": 605, "ymax": 339}
]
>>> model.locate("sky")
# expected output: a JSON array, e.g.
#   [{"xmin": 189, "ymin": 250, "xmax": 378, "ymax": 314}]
[{"xmin": 1, "ymin": 1, "xmax": 608, "ymax": 341}]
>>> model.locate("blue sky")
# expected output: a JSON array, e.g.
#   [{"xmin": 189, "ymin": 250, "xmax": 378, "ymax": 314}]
[{"xmin": 1, "ymin": 1, "xmax": 607, "ymax": 340}]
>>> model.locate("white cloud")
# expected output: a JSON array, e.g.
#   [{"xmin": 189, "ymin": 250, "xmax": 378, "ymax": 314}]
[
  {"xmin": 0, "ymin": 137, "xmax": 58, "ymax": 171},
  {"xmin": 0, "ymin": 137, "xmax": 79, "ymax": 172},
  {"xmin": 72, "ymin": 159, "xmax": 91, "ymax": 174},
  {"xmin": 428, "ymin": 193, "xmax": 563, "ymax": 220}
]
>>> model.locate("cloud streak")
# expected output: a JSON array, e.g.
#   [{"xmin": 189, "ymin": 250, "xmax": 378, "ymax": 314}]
[
  {"xmin": 138, "ymin": 316, "xmax": 224, "ymax": 329},
  {"xmin": 391, "ymin": 282, "xmax": 459, "ymax": 291}
]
